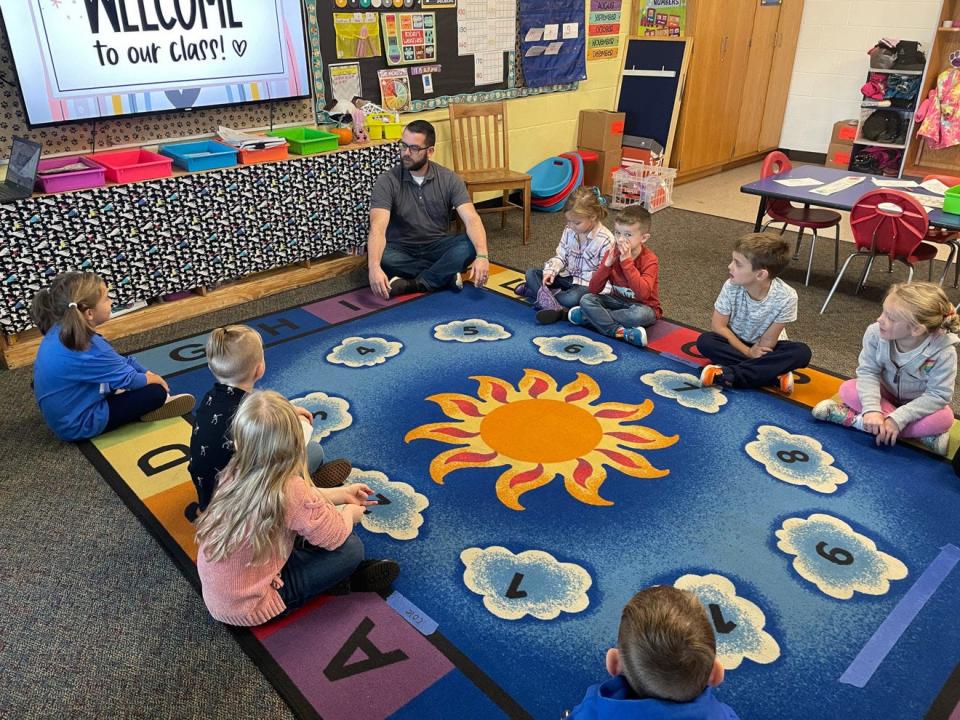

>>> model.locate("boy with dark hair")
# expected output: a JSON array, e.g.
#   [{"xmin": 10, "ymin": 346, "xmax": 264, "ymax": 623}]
[
  {"xmin": 697, "ymin": 232, "xmax": 811, "ymax": 394},
  {"xmin": 567, "ymin": 204, "xmax": 662, "ymax": 348},
  {"xmin": 568, "ymin": 585, "xmax": 738, "ymax": 718}
]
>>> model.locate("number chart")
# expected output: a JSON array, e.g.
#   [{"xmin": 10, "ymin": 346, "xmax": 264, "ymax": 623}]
[{"xmin": 87, "ymin": 269, "xmax": 960, "ymax": 720}]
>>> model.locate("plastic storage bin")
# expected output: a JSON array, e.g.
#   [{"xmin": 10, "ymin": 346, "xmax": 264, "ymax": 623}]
[
  {"xmin": 238, "ymin": 142, "xmax": 289, "ymax": 165},
  {"xmin": 610, "ymin": 163, "xmax": 677, "ymax": 213},
  {"xmin": 944, "ymin": 185, "xmax": 960, "ymax": 215},
  {"xmin": 86, "ymin": 149, "xmax": 173, "ymax": 184},
  {"xmin": 158, "ymin": 140, "xmax": 237, "ymax": 172},
  {"xmin": 266, "ymin": 127, "xmax": 339, "ymax": 155},
  {"xmin": 35, "ymin": 156, "xmax": 106, "ymax": 193}
]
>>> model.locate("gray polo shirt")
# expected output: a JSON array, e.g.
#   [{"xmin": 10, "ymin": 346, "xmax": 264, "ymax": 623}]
[{"xmin": 370, "ymin": 162, "xmax": 472, "ymax": 245}]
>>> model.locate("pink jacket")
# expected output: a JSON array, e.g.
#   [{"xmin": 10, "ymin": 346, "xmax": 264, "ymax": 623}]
[
  {"xmin": 197, "ymin": 474, "xmax": 353, "ymax": 626},
  {"xmin": 917, "ymin": 68, "xmax": 960, "ymax": 150}
]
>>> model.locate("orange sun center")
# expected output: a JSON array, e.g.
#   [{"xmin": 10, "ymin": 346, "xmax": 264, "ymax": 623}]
[{"xmin": 479, "ymin": 399, "xmax": 603, "ymax": 463}]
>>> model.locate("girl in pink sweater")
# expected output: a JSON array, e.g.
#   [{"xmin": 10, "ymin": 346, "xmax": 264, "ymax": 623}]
[{"xmin": 195, "ymin": 390, "xmax": 399, "ymax": 626}]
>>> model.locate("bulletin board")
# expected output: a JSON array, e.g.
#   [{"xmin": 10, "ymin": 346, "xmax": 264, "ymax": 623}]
[{"xmin": 307, "ymin": 0, "xmax": 580, "ymax": 115}]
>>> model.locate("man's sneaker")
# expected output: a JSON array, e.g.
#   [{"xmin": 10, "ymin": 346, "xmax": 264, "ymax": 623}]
[
  {"xmin": 388, "ymin": 276, "xmax": 417, "ymax": 298},
  {"xmin": 919, "ymin": 431, "xmax": 950, "ymax": 457},
  {"xmin": 452, "ymin": 273, "xmax": 464, "ymax": 292},
  {"xmin": 778, "ymin": 372, "xmax": 795, "ymax": 396},
  {"xmin": 699, "ymin": 365, "xmax": 726, "ymax": 388},
  {"xmin": 811, "ymin": 399, "xmax": 858, "ymax": 427},
  {"xmin": 350, "ymin": 559, "xmax": 400, "ymax": 592},
  {"xmin": 141, "ymin": 393, "xmax": 196, "ymax": 422},
  {"xmin": 513, "ymin": 282, "xmax": 528, "ymax": 297},
  {"xmin": 311, "ymin": 458, "xmax": 353, "ymax": 488},
  {"xmin": 536, "ymin": 308, "xmax": 567, "ymax": 324},
  {"xmin": 568, "ymin": 306, "xmax": 585, "ymax": 326},
  {"xmin": 621, "ymin": 326, "xmax": 648, "ymax": 347}
]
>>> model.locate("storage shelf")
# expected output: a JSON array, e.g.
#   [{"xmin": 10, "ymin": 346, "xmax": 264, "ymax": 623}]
[
  {"xmin": 866, "ymin": 68, "xmax": 924, "ymax": 75},
  {"xmin": 860, "ymin": 103, "xmax": 917, "ymax": 111},
  {"xmin": 853, "ymin": 138, "xmax": 908, "ymax": 149}
]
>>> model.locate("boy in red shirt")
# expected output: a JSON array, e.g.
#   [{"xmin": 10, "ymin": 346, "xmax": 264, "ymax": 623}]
[{"xmin": 568, "ymin": 205, "xmax": 661, "ymax": 347}]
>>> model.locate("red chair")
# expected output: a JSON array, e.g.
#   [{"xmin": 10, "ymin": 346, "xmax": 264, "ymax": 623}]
[
  {"xmin": 921, "ymin": 174, "xmax": 960, "ymax": 286},
  {"xmin": 820, "ymin": 190, "xmax": 938, "ymax": 313},
  {"xmin": 761, "ymin": 151, "xmax": 842, "ymax": 286}
]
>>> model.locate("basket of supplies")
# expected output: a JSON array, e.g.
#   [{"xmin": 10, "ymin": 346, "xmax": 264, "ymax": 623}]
[
  {"xmin": 609, "ymin": 163, "xmax": 677, "ymax": 213},
  {"xmin": 365, "ymin": 111, "xmax": 403, "ymax": 140}
]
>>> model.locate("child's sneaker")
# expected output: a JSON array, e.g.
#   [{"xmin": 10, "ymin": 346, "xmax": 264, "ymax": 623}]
[
  {"xmin": 811, "ymin": 399, "xmax": 859, "ymax": 427},
  {"xmin": 141, "ymin": 393, "xmax": 196, "ymax": 422},
  {"xmin": 536, "ymin": 308, "xmax": 567, "ymax": 324},
  {"xmin": 350, "ymin": 559, "xmax": 400, "ymax": 592},
  {"xmin": 311, "ymin": 458, "xmax": 352, "ymax": 488},
  {"xmin": 620, "ymin": 326, "xmax": 648, "ymax": 347},
  {"xmin": 918, "ymin": 431, "xmax": 950, "ymax": 457},
  {"xmin": 778, "ymin": 372, "xmax": 795, "ymax": 396},
  {"xmin": 699, "ymin": 365, "xmax": 726, "ymax": 388},
  {"xmin": 568, "ymin": 306, "xmax": 584, "ymax": 326},
  {"xmin": 513, "ymin": 282, "xmax": 527, "ymax": 297}
]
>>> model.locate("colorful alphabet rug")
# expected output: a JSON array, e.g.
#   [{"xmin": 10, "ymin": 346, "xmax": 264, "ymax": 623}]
[{"xmin": 81, "ymin": 264, "xmax": 960, "ymax": 720}]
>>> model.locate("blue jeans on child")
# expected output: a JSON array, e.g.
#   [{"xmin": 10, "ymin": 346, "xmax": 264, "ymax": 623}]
[
  {"xmin": 104, "ymin": 384, "xmax": 168, "ymax": 432},
  {"xmin": 578, "ymin": 293, "xmax": 657, "ymax": 337},
  {"xmin": 277, "ymin": 533, "xmax": 365, "ymax": 612},
  {"xmin": 380, "ymin": 234, "xmax": 476, "ymax": 291},
  {"xmin": 522, "ymin": 269, "xmax": 591, "ymax": 308}
]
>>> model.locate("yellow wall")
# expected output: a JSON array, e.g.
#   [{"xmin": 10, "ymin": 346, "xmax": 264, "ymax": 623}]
[{"xmin": 418, "ymin": 0, "xmax": 632, "ymax": 181}]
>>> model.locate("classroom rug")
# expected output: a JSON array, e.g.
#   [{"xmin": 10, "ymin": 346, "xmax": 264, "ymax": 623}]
[{"xmin": 81, "ymin": 263, "xmax": 960, "ymax": 720}]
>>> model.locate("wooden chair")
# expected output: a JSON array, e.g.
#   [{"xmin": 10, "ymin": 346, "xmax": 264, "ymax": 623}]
[{"xmin": 448, "ymin": 101, "xmax": 531, "ymax": 245}]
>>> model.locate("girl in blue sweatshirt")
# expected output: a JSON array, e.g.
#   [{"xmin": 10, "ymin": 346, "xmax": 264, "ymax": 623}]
[{"xmin": 32, "ymin": 271, "xmax": 195, "ymax": 441}]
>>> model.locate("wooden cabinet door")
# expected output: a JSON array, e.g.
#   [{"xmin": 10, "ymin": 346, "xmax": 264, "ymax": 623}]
[
  {"xmin": 674, "ymin": 1, "xmax": 729, "ymax": 173},
  {"xmin": 759, "ymin": 0, "xmax": 805, "ymax": 151},
  {"xmin": 733, "ymin": 1, "xmax": 782, "ymax": 158}
]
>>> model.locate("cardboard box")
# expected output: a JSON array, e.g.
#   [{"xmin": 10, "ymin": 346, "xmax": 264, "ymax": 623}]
[
  {"xmin": 580, "ymin": 147, "xmax": 622, "ymax": 195},
  {"xmin": 578, "ymin": 110, "xmax": 625, "ymax": 152},
  {"xmin": 831, "ymin": 119, "xmax": 859, "ymax": 146},
  {"xmin": 825, "ymin": 141, "xmax": 852, "ymax": 170}
]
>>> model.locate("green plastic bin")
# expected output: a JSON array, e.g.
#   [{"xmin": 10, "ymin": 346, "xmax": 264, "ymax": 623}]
[
  {"xmin": 944, "ymin": 185, "xmax": 960, "ymax": 215},
  {"xmin": 266, "ymin": 127, "xmax": 339, "ymax": 155}
]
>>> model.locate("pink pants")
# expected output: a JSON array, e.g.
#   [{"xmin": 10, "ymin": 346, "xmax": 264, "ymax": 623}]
[{"xmin": 838, "ymin": 379, "xmax": 954, "ymax": 438}]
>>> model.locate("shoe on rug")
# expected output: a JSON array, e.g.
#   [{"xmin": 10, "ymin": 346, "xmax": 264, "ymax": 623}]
[
  {"xmin": 778, "ymin": 372, "xmax": 795, "ymax": 396},
  {"xmin": 620, "ymin": 326, "xmax": 648, "ymax": 348},
  {"xmin": 699, "ymin": 365, "xmax": 726, "ymax": 388},
  {"xmin": 350, "ymin": 559, "xmax": 400, "ymax": 592},
  {"xmin": 311, "ymin": 458, "xmax": 353, "ymax": 488},
  {"xmin": 536, "ymin": 308, "xmax": 567, "ymax": 324},
  {"xmin": 452, "ymin": 273, "xmax": 464, "ymax": 292},
  {"xmin": 567, "ymin": 306, "xmax": 584, "ymax": 326},
  {"xmin": 388, "ymin": 276, "xmax": 418, "ymax": 298},
  {"xmin": 918, "ymin": 431, "xmax": 950, "ymax": 457},
  {"xmin": 184, "ymin": 502, "xmax": 201, "ymax": 524},
  {"xmin": 141, "ymin": 393, "xmax": 195, "ymax": 422},
  {"xmin": 811, "ymin": 399, "xmax": 859, "ymax": 427},
  {"xmin": 513, "ymin": 282, "xmax": 528, "ymax": 297}
]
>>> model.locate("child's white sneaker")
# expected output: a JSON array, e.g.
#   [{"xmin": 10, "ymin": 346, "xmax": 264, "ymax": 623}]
[
  {"xmin": 919, "ymin": 431, "xmax": 950, "ymax": 457},
  {"xmin": 811, "ymin": 399, "xmax": 859, "ymax": 428}
]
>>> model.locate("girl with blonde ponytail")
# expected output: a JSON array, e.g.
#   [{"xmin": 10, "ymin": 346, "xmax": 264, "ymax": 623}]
[
  {"xmin": 813, "ymin": 282, "xmax": 959, "ymax": 456},
  {"xmin": 195, "ymin": 390, "xmax": 400, "ymax": 626},
  {"xmin": 31, "ymin": 271, "xmax": 195, "ymax": 441}
]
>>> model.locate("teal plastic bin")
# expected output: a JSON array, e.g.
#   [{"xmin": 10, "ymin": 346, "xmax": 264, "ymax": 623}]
[{"xmin": 267, "ymin": 127, "xmax": 339, "ymax": 155}]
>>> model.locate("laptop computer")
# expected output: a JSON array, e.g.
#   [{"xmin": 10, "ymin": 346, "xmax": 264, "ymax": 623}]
[{"xmin": 0, "ymin": 136, "xmax": 41, "ymax": 203}]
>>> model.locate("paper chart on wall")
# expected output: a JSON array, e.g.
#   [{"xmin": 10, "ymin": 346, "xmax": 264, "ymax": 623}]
[
  {"xmin": 457, "ymin": 0, "xmax": 515, "ymax": 57},
  {"xmin": 810, "ymin": 176, "xmax": 864, "ymax": 196},
  {"xmin": 381, "ymin": 12, "xmax": 437, "ymax": 66},
  {"xmin": 474, "ymin": 51, "xmax": 504, "ymax": 85},
  {"xmin": 328, "ymin": 63, "xmax": 362, "ymax": 103},
  {"xmin": 333, "ymin": 13, "xmax": 382, "ymax": 60}
]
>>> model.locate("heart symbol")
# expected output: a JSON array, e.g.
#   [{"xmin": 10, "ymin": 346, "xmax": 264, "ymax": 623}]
[
  {"xmin": 233, "ymin": 39, "xmax": 247, "ymax": 57},
  {"xmin": 164, "ymin": 88, "xmax": 200, "ymax": 108}
]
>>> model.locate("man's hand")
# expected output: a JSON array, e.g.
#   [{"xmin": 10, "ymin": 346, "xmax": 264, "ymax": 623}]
[
  {"xmin": 369, "ymin": 265, "xmax": 390, "ymax": 300},
  {"xmin": 747, "ymin": 344, "xmax": 772, "ymax": 359},
  {"xmin": 468, "ymin": 257, "xmax": 490, "ymax": 287}
]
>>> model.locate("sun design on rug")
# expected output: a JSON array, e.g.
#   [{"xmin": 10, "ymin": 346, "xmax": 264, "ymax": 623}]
[{"xmin": 404, "ymin": 369, "xmax": 678, "ymax": 510}]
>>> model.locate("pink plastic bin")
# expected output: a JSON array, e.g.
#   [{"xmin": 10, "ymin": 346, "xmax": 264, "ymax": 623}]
[
  {"xmin": 86, "ymin": 149, "xmax": 173, "ymax": 184},
  {"xmin": 36, "ymin": 156, "xmax": 106, "ymax": 193}
]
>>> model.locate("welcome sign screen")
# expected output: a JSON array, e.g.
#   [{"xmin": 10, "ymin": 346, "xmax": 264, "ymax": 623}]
[{"xmin": 1, "ymin": 0, "xmax": 311, "ymax": 126}]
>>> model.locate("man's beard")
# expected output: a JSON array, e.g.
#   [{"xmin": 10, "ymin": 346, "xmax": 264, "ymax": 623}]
[{"xmin": 402, "ymin": 155, "xmax": 428, "ymax": 172}]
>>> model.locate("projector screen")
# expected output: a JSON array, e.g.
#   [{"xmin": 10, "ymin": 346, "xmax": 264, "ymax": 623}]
[{"xmin": 0, "ymin": 0, "xmax": 312, "ymax": 128}]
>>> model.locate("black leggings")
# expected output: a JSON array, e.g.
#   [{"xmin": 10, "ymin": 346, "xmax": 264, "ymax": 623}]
[{"xmin": 103, "ymin": 384, "xmax": 167, "ymax": 432}]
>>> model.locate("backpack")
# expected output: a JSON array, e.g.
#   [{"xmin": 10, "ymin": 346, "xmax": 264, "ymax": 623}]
[
  {"xmin": 861, "ymin": 110, "xmax": 905, "ymax": 144},
  {"xmin": 868, "ymin": 39, "xmax": 897, "ymax": 69},
  {"xmin": 893, "ymin": 40, "xmax": 926, "ymax": 70}
]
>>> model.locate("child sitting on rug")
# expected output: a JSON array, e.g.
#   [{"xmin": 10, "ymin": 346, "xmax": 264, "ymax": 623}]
[
  {"xmin": 566, "ymin": 585, "xmax": 739, "ymax": 719},
  {"xmin": 564, "ymin": 204, "xmax": 661, "ymax": 347},
  {"xmin": 195, "ymin": 390, "xmax": 399, "ymax": 626},
  {"xmin": 697, "ymin": 233, "xmax": 811, "ymax": 395},
  {"xmin": 813, "ymin": 282, "xmax": 959, "ymax": 456},
  {"xmin": 515, "ymin": 186, "xmax": 614, "ymax": 324},
  {"xmin": 31, "ymin": 271, "xmax": 195, "ymax": 441},
  {"xmin": 189, "ymin": 325, "xmax": 350, "ymax": 520}
]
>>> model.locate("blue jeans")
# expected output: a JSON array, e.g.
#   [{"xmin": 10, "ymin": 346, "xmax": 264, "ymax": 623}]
[
  {"xmin": 380, "ymin": 234, "xmax": 476, "ymax": 291},
  {"xmin": 522, "ymin": 269, "xmax": 590, "ymax": 308},
  {"xmin": 578, "ymin": 293, "xmax": 657, "ymax": 337},
  {"xmin": 277, "ymin": 533, "xmax": 365, "ymax": 612},
  {"xmin": 307, "ymin": 441, "xmax": 325, "ymax": 475}
]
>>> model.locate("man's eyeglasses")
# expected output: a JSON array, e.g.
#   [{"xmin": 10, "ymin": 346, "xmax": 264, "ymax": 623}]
[{"xmin": 399, "ymin": 141, "xmax": 431, "ymax": 154}]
